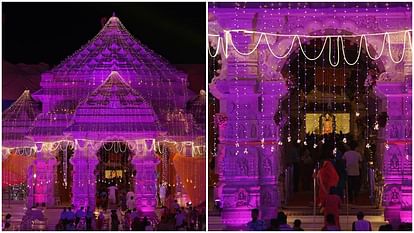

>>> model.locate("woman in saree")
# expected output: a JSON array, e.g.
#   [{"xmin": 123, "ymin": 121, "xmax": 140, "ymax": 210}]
[{"xmin": 317, "ymin": 160, "xmax": 339, "ymax": 209}]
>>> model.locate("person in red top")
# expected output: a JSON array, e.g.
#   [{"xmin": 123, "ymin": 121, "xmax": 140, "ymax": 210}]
[
  {"xmin": 324, "ymin": 187, "xmax": 341, "ymax": 230},
  {"xmin": 317, "ymin": 160, "xmax": 339, "ymax": 208}
]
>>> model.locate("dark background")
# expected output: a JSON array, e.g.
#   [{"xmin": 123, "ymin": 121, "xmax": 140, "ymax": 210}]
[
  {"xmin": 2, "ymin": 2, "xmax": 206, "ymax": 109},
  {"xmin": 3, "ymin": 2, "xmax": 205, "ymax": 64}
]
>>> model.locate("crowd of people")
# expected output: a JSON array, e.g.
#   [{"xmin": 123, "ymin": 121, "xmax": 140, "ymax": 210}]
[
  {"xmin": 246, "ymin": 132, "xmax": 411, "ymax": 231},
  {"xmin": 284, "ymin": 132, "xmax": 369, "ymax": 229},
  {"xmin": 246, "ymin": 209, "xmax": 412, "ymax": 231},
  {"xmin": 156, "ymin": 201, "xmax": 206, "ymax": 230},
  {"xmin": 54, "ymin": 201, "xmax": 205, "ymax": 231},
  {"xmin": 285, "ymin": 132, "xmax": 369, "ymax": 196},
  {"xmin": 52, "ymin": 183, "xmax": 206, "ymax": 231}
]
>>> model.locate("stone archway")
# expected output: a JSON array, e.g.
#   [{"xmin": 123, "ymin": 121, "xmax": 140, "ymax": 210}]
[{"xmin": 274, "ymin": 31, "xmax": 388, "ymax": 209}]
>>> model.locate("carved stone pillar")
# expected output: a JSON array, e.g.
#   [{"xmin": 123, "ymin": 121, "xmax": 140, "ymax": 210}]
[
  {"xmin": 70, "ymin": 142, "xmax": 99, "ymax": 209},
  {"xmin": 212, "ymin": 78, "xmax": 261, "ymax": 226},
  {"xmin": 376, "ymin": 81, "xmax": 412, "ymax": 226},
  {"xmin": 132, "ymin": 139, "xmax": 159, "ymax": 216},
  {"xmin": 27, "ymin": 143, "xmax": 57, "ymax": 207}
]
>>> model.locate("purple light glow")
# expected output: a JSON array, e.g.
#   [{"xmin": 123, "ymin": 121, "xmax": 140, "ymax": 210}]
[
  {"xmin": 209, "ymin": 2, "xmax": 412, "ymax": 229},
  {"xmin": 3, "ymin": 15, "xmax": 205, "ymax": 216}
]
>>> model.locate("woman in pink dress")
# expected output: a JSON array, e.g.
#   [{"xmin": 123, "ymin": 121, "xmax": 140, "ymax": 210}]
[{"xmin": 317, "ymin": 160, "xmax": 339, "ymax": 207}]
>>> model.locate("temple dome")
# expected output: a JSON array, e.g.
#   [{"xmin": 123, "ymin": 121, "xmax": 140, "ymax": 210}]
[
  {"xmin": 33, "ymin": 15, "xmax": 194, "ymax": 123},
  {"xmin": 48, "ymin": 15, "xmax": 186, "ymax": 82}
]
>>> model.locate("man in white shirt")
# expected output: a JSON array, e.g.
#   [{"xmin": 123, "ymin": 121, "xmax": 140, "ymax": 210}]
[{"xmin": 343, "ymin": 143, "xmax": 362, "ymax": 203}]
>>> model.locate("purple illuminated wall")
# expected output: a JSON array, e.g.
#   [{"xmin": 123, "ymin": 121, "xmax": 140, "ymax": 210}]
[{"xmin": 209, "ymin": 3, "xmax": 412, "ymax": 227}]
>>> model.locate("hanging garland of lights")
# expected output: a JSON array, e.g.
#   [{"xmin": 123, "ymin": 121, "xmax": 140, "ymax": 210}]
[{"xmin": 208, "ymin": 30, "xmax": 412, "ymax": 66}]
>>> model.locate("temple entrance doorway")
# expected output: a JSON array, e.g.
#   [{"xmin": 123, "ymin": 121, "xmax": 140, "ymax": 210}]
[
  {"xmin": 95, "ymin": 142, "xmax": 135, "ymax": 209},
  {"xmin": 277, "ymin": 34, "xmax": 385, "ymax": 211}
]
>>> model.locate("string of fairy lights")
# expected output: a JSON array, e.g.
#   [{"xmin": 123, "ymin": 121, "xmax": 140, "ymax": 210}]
[
  {"xmin": 208, "ymin": 30, "xmax": 413, "ymax": 66},
  {"xmin": 234, "ymin": 3, "xmax": 241, "ymax": 155},
  {"xmin": 3, "ymin": 139, "xmax": 204, "ymax": 157}
]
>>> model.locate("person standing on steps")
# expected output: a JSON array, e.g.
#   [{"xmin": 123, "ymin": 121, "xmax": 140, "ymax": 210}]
[{"xmin": 343, "ymin": 142, "xmax": 362, "ymax": 204}]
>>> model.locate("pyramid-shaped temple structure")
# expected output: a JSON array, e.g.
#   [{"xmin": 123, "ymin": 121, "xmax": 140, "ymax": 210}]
[
  {"xmin": 2, "ymin": 90, "xmax": 41, "ymax": 149},
  {"xmin": 2, "ymin": 15, "xmax": 205, "ymax": 215}
]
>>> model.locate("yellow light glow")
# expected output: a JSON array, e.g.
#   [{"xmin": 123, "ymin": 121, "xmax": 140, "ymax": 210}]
[{"xmin": 305, "ymin": 113, "xmax": 350, "ymax": 134}]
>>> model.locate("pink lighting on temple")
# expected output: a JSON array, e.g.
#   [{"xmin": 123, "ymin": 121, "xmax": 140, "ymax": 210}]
[
  {"xmin": 209, "ymin": 2, "xmax": 411, "ymax": 229},
  {"xmin": 3, "ymin": 13, "xmax": 205, "ymax": 221}
]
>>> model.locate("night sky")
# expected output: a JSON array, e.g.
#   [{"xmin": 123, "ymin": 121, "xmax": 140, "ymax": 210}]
[{"xmin": 3, "ymin": 2, "xmax": 205, "ymax": 65}]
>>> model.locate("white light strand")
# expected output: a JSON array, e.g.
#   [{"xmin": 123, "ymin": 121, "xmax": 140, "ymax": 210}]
[
  {"xmin": 208, "ymin": 30, "xmax": 413, "ymax": 66},
  {"xmin": 365, "ymin": 51, "xmax": 370, "ymax": 148},
  {"xmin": 303, "ymin": 40, "xmax": 307, "ymax": 144},
  {"xmin": 260, "ymin": 7, "xmax": 267, "ymax": 150},
  {"xmin": 297, "ymin": 49, "xmax": 301, "ymax": 144},
  {"xmin": 333, "ymin": 37, "xmax": 337, "ymax": 148},
  {"xmin": 313, "ymin": 39, "xmax": 317, "ymax": 147},
  {"xmin": 234, "ymin": 3, "xmax": 241, "ymax": 154},
  {"xmin": 356, "ymin": 60, "xmax": 360, "ymax": 117},
  {"xmin": 287, "ymin": 57, "xmax": 292, "ymax": 142}
]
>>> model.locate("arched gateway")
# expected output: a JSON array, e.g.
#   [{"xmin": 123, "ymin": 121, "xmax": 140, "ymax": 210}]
[
  {"xmin": 2, "ymin": 15, "xmax": 205, "ymax": 219},
  {"xmin": 209, "ymin": 3, "xmax": 412, "ymax": 228}
]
